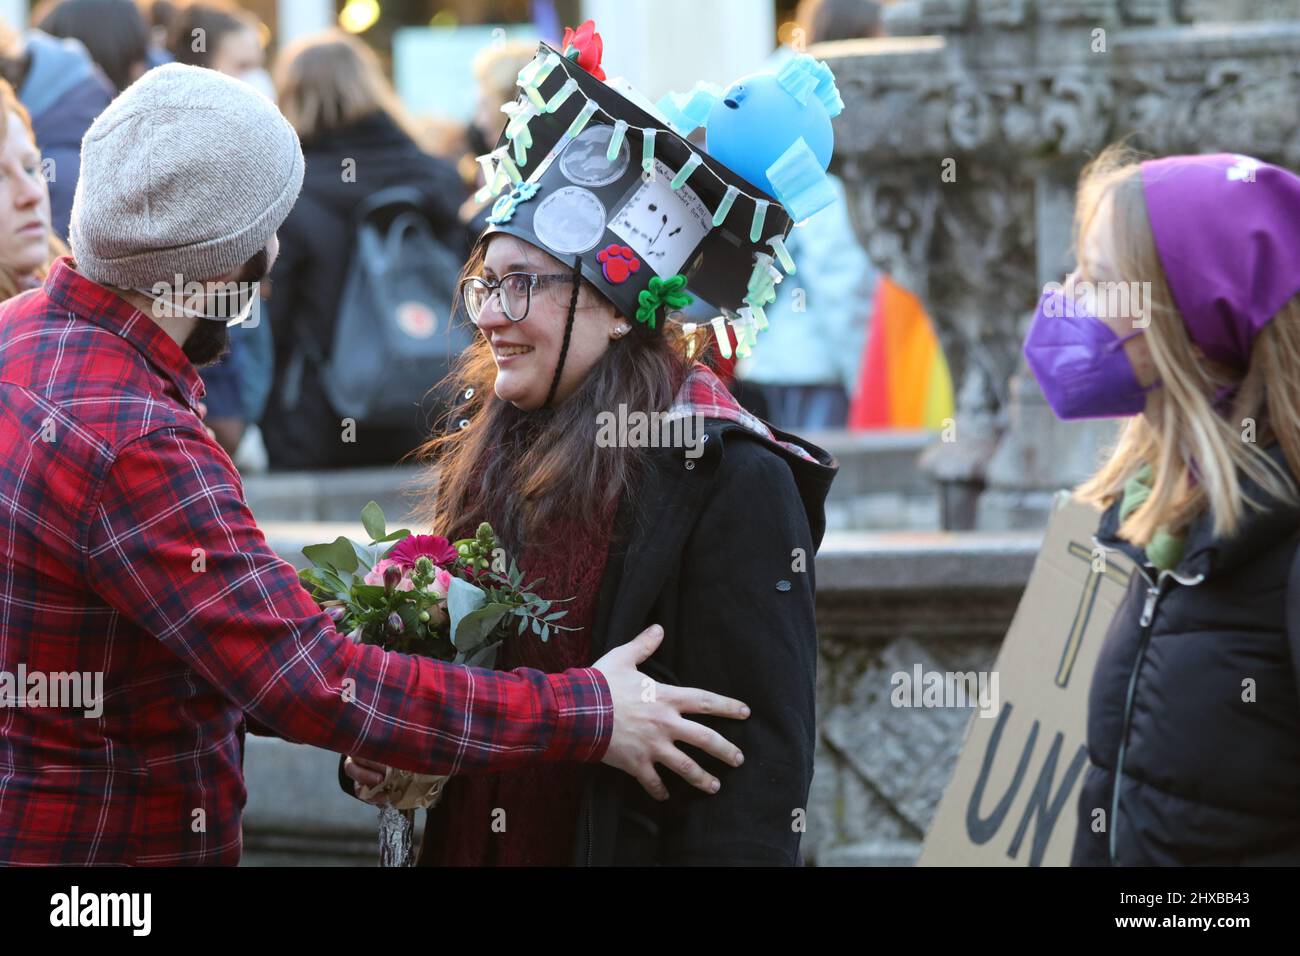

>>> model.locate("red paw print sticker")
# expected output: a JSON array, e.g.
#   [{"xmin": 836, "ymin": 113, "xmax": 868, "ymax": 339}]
[{"xmin": 597, "ymin": 244, "xmax": 641, "ymax": 285}]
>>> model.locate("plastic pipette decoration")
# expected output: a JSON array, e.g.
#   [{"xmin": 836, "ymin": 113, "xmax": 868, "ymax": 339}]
[{"xmin": 474, "ymin": 20, "xmax": 845, "ymax": 360}]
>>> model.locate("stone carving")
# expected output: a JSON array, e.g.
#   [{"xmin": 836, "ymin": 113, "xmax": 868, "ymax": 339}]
[{"xmin": 825, "ymin": 0, "xmax": 1300, "ymax": 528}]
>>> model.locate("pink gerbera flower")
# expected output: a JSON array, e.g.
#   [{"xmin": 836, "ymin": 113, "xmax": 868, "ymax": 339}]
[{"xmin": 388, "ymin": 534, "xmax": 458, "ymax": 569}]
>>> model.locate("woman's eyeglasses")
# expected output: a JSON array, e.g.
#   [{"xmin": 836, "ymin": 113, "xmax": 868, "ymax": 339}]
[{"xmin": 460, "ymin": 272, "xmax": 576, "ymax": 324}]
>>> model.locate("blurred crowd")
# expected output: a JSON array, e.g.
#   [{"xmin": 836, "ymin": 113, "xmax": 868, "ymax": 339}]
[{"xmin": 0, "ymin": 0, "xmax": 929, "ymax": 474}]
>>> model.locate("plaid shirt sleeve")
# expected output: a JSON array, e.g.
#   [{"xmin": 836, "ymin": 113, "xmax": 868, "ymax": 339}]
[{"xmin": 82, "ymin": 424, "xmax": 613, "ymax": 774}]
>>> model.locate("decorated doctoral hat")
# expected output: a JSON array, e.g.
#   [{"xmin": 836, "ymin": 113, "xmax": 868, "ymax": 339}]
[{"xmin": 473, "ymin": 20, "xmax": 843, "ymax": 361}]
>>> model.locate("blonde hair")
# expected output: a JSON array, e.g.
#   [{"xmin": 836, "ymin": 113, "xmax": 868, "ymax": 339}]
[
  {"xmin": 274, "ymin": 29, "xmax": 422, "ymax": 145},
  {"xmin": 0, "ymin": 77, "xmax": 66, "ymax": 302},
  {"xmin": 1074, "ymin": 144, "xmax": 1300, "ymax": 546},
  {"xmin": 472, "ymin": 40, "xmax": 540, "ymax": 112}
]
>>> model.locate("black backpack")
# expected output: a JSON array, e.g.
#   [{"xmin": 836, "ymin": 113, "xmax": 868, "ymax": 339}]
[{"xmin": 284, "ymin": 186, "xmax": 472, "ymax": 428}]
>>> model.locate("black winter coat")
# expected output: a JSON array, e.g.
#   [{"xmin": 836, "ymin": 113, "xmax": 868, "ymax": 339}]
[
  {"xmin": 338, "ymin": 417, "xmax": 837, "ymax": 865},
  {"xmin": 573, "ymin": 419, "xmax": 836, "ymax": 865},
  {"xmin": 261, "ymin": 111, "xmax": 471, "ymax": 470},
  {"xmin": 1072, "ymin": 443, "xmax": 1300, "ymax": 865}
]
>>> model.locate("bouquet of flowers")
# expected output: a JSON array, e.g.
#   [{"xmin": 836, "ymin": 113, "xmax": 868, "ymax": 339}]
[{"xmin": 299, "ymin": 501, "xmax": 573, "ymax": 865}]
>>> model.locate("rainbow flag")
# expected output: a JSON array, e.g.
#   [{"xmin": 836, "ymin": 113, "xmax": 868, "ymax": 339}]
[{"xmin": 849, "ymin": 275, "xmax": 954, "ymax": 430}]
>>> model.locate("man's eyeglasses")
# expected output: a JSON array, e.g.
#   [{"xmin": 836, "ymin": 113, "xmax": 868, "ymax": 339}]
[{"xmin": 460, "ymin": 272, "xmax": 577, "ymax": 324}]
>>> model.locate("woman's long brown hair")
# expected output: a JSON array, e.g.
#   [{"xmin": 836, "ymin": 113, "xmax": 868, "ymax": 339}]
[{"xmin": 408, "ymin": 243, "xmax": 702, "ymax": 556}]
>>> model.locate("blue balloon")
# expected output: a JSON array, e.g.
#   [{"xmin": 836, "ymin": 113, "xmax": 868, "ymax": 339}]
[{"xmin": 705, "ymin": 72, "xmax": 835, "ymax": 197}]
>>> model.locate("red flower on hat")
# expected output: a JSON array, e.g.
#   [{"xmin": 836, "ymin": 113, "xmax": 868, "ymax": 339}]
[{"xmin": 562, "ymin": 20, "xmax": 606, "ymax": 81}]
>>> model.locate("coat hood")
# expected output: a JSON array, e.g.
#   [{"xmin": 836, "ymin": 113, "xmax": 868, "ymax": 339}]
[
  {"xmin": 21, "ymin": 31, "xmax": 110, "ymax": 119},
  {"xmin": 664, "ymin": 362, "xmax": 837, "ymax": 547}
]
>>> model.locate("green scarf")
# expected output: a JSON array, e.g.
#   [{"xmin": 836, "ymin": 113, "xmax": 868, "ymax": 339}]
[{"xmin": 1118, "ymin": 463, "xmax": 1185, "ymax": 571}]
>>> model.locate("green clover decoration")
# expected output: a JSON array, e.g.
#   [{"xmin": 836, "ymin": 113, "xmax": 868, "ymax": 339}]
[{"xmin": 634, "ymin": 274, "xmax": 693, "ymax": 330}]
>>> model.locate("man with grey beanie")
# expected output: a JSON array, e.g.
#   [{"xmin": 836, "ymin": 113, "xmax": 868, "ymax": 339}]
[{"xmin": 0, "ymin": 64, "xmax": 748, "ymax": 865}]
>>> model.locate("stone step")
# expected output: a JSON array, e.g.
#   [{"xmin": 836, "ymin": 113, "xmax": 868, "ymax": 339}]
[
  {"xmin": 241, "ymin": 429, "xmax": 940, "ymax": 530},
  {"xmin": 265, "ymin": 521, "xmax": 1040, "ymax": 647},
  {"xmin": 264, "ymin": 522, "xmax": 1039, "ymax": 592}
]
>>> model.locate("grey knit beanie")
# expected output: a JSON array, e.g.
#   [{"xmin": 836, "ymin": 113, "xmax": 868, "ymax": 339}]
[{"xmin": 70, "ymin": 63, "xmax": 305, "ymax": 288}]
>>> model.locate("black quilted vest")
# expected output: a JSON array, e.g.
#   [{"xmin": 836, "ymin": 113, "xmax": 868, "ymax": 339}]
[{"xmin": 1072, "ymin": 444, "xmax": 1300, "ymax": 865}]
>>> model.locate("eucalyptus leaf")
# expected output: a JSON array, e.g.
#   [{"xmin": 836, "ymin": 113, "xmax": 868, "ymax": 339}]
[
  {"xmin": 350, "ymin": 539, "xmax": 378, "ymax": 572},
  {"xmin": 315, "ymin": 568, "xmax": 352, "ymax": 600},
  {"xmin": 298, "ymin": 569, "xmax": 332, "ymax": 601},
  {"xmin": 464, "ymin": 640, "xmax": 500, "ymax": 669},
  {"xmin": 353, "ymin": 583, "xmax": 388, "ymax": 604},
  {"xmin": 453, "ymin": 604, "xmax": 511, "ymax": 651},
  {"xmin": 446, "ymin": 576, "xmax": 487, "ymax": 647},
  {"xmin": 303, "ymin": 536, "xmax": 359, "ymax": 574},
  {"xmin": 361, "ymin": 501, "xmax": 386, "ymax": 542}
]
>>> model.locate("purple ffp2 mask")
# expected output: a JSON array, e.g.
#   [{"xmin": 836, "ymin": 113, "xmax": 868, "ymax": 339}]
[{"xmin": 1023, "ymin": 287, "xmax": 1158, "ymax": 421}]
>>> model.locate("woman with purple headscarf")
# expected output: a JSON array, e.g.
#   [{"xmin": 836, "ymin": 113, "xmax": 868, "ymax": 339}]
[{"xmin": 1023, "ymin": 145, "xmax": 1300, "ymax": 865}]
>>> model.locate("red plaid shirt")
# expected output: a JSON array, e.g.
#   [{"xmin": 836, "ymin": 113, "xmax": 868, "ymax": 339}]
[
  {"xmin": 671, "ymin": 362, "xmax": 819, "ymax": 463},
  {"xmin": 0, "ymin": 259, "xmax": 612, "ymax": 865}
]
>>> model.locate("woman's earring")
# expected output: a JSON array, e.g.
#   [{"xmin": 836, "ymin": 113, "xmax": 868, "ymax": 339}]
[{"xmin": 611, "ymin": 323, "xmax": 631, "ymax": 340}]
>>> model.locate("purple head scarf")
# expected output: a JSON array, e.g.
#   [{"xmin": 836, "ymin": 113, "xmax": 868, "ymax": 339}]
[{"xmin": 1141, "ymin": 153, "xmax": 1300, "ymax": 371}]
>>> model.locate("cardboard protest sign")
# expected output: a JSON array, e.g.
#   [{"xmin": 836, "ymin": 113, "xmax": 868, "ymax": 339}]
[{"xmin": 919, "ymin": 494, "xmax": 1135, "ymax": 867}]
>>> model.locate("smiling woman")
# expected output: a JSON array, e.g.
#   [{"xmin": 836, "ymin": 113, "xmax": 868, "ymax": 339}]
[
  {"xmin": 339, "ymin": 22, "xmax": 843, "ymax": 867},
  {"xmin": 0, "ymin": 78, "xmax": 65, "ymax": 303},
  {"xmin": 430, "ymin": 233, "xmax": 690, "ymax": 553}
]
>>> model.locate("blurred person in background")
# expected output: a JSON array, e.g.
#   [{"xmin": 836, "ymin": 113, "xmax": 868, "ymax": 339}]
[
  {"xmin": 457, "ymin": 40, "xmax": 540, "ymax": 226},
  {"xmin": 0, "ymin": 19, "xmax": 111, "ymax": 240},
  {"xmin": 819, "ymin": 0, "xmax": 953, "ymax": 431},
  {"xmin": 164, "ymin": 0, "xmax": 274, "ymax": 466},
  {"xmin": 32, "ymin": 0, "xmax": 149, "ymax": 93},
  {"xmin": 260, "ymin": 29, "xmax": 470, "ymax": 471},
  {"xmin": 141, "ymin": 0, "xmax": 177, "ymax": 68},
  {"xmin": 0, "ymin": 77, "xmax": 65, "ymax": 301},
  {"xmin": 166, "ymin": 0, "xmax": 266, "ymax": 88},
  {"xmin": 798, "ymin": 0, "xmax": 888, "ymax": 41},
  {"xmin": 734, "ymin": 0, "xmax": 880, "ymax": 431}
]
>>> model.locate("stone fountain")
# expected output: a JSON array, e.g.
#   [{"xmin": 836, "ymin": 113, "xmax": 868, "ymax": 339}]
[{"xmin": 822, "ymin": 0, "xmax": 1300, "ymax": 529}]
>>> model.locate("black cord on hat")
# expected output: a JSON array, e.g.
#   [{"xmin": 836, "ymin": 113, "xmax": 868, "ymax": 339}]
[{"xmin": 542, "ymin": 256, "xmax": 583, "ymax": 410}]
